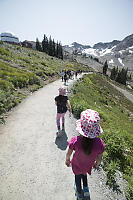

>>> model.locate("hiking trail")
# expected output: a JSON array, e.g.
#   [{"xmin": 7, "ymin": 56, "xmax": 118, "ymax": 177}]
[{"xmin": 0, "ymin": 75, "xmax": 127, "ymax": 200}]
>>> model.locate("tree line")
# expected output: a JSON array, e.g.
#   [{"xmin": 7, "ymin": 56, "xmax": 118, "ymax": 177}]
[
  {"xmin": 36, "ymin": 34, "xmax": 63, "ymax": 59},
  {"xmin": 110, "ymin": 66, "xmax": 131, "ymax": 85},
  {"xmin": 103, "ymin": 61, "xmax": 131, "ymax": 85}
]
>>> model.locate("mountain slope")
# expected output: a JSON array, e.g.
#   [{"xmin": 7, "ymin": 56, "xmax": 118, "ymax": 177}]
[
  {"xmin": 114, "ymin": 34, "xmax": 133, "ymax": 51},
  {"xmin": 63, "ymin": 34, "xmax": 133, "ymax": 73}
]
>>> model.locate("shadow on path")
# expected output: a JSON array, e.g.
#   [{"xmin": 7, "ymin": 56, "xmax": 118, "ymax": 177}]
[
  {"xmin": 55, "ymin": 131, "xmax": 68, "ymax": 150},
  {"xmin": 106, "ymin": 181, "xmax": 122, "ymax": 194}
]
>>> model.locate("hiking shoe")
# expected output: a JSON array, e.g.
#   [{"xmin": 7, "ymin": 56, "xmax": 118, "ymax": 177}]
[
  {"xmin": 74, "ymin": 182, "xmax": 83, "ymax": 200},
  {"xmin": 83, "ymin": 186, "xmax": 90, "ymax": 197},
  {"xmin": 56, "ymin": 130, "xmax": 62, "ymax": 137}
]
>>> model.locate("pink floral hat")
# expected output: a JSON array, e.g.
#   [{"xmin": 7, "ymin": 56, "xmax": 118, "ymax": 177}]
[
  {"xmin": 58, "ymin": 87, "xmax": 66, "ymax": 96},
  {"xmin": 76, "ymin": 109, "xmax": 103, "ymax": 138}
]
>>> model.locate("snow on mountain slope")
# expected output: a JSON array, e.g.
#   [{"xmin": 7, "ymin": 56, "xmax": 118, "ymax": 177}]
[
  {"xmin": 83, "ymin": 45, "xmax": 116, "ymax": 57},
  {"xmin": 63, "ymin": 34, "xmax": 133, "ymax": 72},
  {"xmin": 118, "ymin": 58, "xmax": 124, "ymax": 66},
  {"xmin": 109, "ymin": 59, "xmax": 114, "ymax": 64}
]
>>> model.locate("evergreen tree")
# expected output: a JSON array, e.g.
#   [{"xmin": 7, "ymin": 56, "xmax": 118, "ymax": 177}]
[
  {"xmin": 52, "ymin": 39, "xmax": 56, "ymax": 57},
  {"xmin": 45, "ymin": 36, "xmax": 49, "ymax": 54},
  {"xmin": 103, "ymin": 60, "xmax": 108, "ymax": 75},
  {"xmin": 48, "ymin": 36, "xmax": 53, "ymax": 56},
  {"xmin": 36, "ymin": 38, "xmax": 42, "ymax": 51},
  {"xmin": 110, "ymin": 66, "xmax": 118, "ymax": 80},
  {"xmin": 40, "ymin": 33, "xmax": 63, "ymax": 59},
  {"xmin": 110, "ymin": 67, "xmax": 116, "ymax": 80},
  {"xmin": 42, "ymin": 34, "xmax": 46, "ymax": 52},
  {"xmin": 58, "ymin": 42, "xmax": 63, "ymax": 59},
  {"xmin": 116, "ymin": 68, "xmax": 128, "ymax": 85},
  {"xmin": 55, "ymin": 41, "xmax": 59, "ymax": 58}
]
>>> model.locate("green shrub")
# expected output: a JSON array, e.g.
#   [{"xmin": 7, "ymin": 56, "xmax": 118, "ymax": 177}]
[
  {"xmin": 0, "ymin": 47, "xmax": 9, "ymax": 56},
  {"xmin": 105, "ymin": 160, "xmax": 118, "ymax": 187},
  {"xmin": 0, "ymin": 79, "xmax": 14, "ymax": 91},
  {"xmin": 70, "ymin": 73, "xmax": 133, "ymax": 198},
  {"xmin": 126, "ymin": 179, "xmax": 133, "ymax": 200}
]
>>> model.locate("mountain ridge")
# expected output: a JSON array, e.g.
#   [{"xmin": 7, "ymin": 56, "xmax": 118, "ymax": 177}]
[{"xmin": 63, "ymin": 34, "xmax": 133, "ymax": 73}]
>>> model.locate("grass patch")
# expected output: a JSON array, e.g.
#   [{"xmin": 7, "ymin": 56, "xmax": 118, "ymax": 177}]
[{"xmin": 70, "ymin": 73, "xmax": 133, "ymax": 199}]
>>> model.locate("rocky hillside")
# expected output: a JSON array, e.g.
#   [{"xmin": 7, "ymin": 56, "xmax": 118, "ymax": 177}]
[{"xmin": 63, "ymin": 34, "xmax": 133, "ymax": 73}]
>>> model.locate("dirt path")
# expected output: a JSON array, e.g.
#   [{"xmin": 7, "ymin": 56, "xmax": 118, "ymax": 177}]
[{"xmin": 0, "ymin": 75, "xmax": 126, "ymax": 200}]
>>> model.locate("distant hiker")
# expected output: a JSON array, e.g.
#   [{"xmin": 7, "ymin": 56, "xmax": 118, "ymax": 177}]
[
  {"xmin": 55, "ymin": 87, "xmax": 72, "ymax": 137},
  {"xmin": 65, "ymin": 109, "xmax": 105, "ymax": 200},
  {"xmin": 61, "ymin": 70, "xmax": 65, "ymax": 82},
  {"xmin": 67, "ymin": 70, "xmax": 70, "ymax": 82},
  {"xmin": 75, "ymin": 71, "xmax": 78, "ymax": 79},
  {"xmin": 64, "ymin": 71, "xmax": 67, "ymax": 85},
  {"xmin": 71, "ymin": 70, "xmax": 74, "ymax": 79}
]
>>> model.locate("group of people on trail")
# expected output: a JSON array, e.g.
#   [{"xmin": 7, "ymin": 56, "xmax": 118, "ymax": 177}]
[
  {"xmin": 61, "ymin": 69, "xmax": 82, "ymax": 85},
  {"xmin": 55, "ymin": 85, "xmax": 105, "ymax": 200}
]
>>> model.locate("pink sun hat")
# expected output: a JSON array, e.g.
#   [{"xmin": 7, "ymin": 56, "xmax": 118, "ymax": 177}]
[
  {"xmin": 58, "ymin": 87, "xmax": 66, "ymax": 96},
  {"xmin": 76, "ymin": 109, "xmax": 103, "ymax": 138}
]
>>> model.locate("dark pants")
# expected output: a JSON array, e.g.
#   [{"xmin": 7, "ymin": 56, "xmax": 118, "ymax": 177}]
[{"xmin": 75, "ymin": 174, "xmax": 88, "ymax": 194}]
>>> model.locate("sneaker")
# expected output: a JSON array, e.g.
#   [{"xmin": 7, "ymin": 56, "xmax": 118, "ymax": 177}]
[
  {"xmin": 56, "ymin": 130, "xmax": 62, "ymax": 137},
  {"xmin": 74, "ymin": 182, "xmax": 83, "ymax": 200},
  {"xmin": 83, "ymin": 186, "xmax": 90, "ymax": 197}
]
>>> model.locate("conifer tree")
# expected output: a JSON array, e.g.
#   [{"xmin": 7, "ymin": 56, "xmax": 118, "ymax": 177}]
[
  {"xmin": 110, "ymin": 66, "xmax": 118, "ymax": 80},
  {"xmin": 55, "ymin": 41, "xmax": 59, "ymax": 58},
  {"xmin": 116, "ymin": 68, "xmax": 128, "ymax": 85},
  {"xmin": 40, "ymin": 34, "xmax": 63, "ymax": 59},
  {"xmin": 103, "ymin": 60, "xmax": 108, "ymax": 75},
  {"xmin": 36, "ymin": 38, "xmax": 42, "ymax": 51},
  {"xmin": 42, "ymin": 34, "xmax": 46, "ymax": 52},
  {"xmin": 58, "ymin": 42, "xmax": 63, "ymax": 59},
  {"xmin": 110, "ymin": 67, "xmax": 116, "ymax": 80},
  {"xmin": 52, "ymin": 39, "xmax": 56, "ymax": 57},
  {"xmin": 48, "ymin": 36, "xmax": 53, "ymax": 56},
  {"xmin": 45, "ymin": 36, "xmax": 49, "ymax": 54}
]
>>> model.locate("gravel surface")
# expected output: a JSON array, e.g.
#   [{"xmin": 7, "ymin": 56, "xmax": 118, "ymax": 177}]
[{"xmin": 0, "ymin": 75, "xmax": 127, "ymax": 200}]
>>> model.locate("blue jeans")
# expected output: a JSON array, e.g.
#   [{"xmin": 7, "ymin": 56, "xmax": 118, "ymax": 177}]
[{"xmin": 75, "ymin": 174, "xmax": 88, "ymax": 194}]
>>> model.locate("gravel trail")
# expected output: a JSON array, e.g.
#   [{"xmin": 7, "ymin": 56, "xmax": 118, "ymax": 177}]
[{"xmin": 0, "ymin": 76, "xmax": 126, "ymax": 200}]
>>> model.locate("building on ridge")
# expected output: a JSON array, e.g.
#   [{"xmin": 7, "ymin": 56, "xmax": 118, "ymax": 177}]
[{"xmin": 0, "ymin": 32, "xmax": 19, "ymax": 44}]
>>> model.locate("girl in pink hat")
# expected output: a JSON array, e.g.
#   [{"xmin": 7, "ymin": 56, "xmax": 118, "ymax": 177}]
[
  {"xmin": 55, "ymin": 87, "xmax": 72, "ymax": 137},
  {"xmin": 65, "ymin": 109, "xmax": 105, "ymax": 200}
]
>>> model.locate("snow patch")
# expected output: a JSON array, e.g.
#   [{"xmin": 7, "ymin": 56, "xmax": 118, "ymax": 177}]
[
  {"xmin": 128, "ymin": 46, "xmax": 133, "ymax": 49},
  {"xmin": 83, "ymin": 48, "xmax": 98, "ymax": 57},
  {"xmin": 82, "ymin": 45, "xmax": 116, "ymax": 57},
  {"xmin": 100, "ymin": 48, "xmax": 112, "ymax": 56},
  {"xmin": 69, "ymin": 44, "xmax": 74, "ymax": 47},
  {"xmin": 118, "ymin": 58, "xmax": 124, "ymax": 66},
  {"xmin": 129, "ymin": 50, "xmax": 133, "ymax": 54},
  {"xmin": 83, "ymin": 46, "xmax": 115, "ymax": 57},
  {"xmin": 109, "ymin": 59, "xmax": 114, "ymax": 64},
  {"xmin": 119, "ymin": 50, "xmax": 125, "ymax": 55}
]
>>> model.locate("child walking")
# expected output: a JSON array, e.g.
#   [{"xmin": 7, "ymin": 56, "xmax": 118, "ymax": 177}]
[
  {"xmin": 65, "ymin": 109, "xmax": 105, "ymax": 200},
  {"xmin": 55, "ymin": 87, "xmax": 72, "ymax": 137}
]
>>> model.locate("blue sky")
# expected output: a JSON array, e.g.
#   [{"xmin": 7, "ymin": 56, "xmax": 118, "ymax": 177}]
[{"xmin": 0, "ymin": 0, "xmax": 133, "ymax": 46}]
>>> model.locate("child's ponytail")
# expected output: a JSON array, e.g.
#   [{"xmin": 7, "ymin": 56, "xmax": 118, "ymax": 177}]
[{"xmin": 81, "ymin": 136, "xmax": 94, "ymax": 155}]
